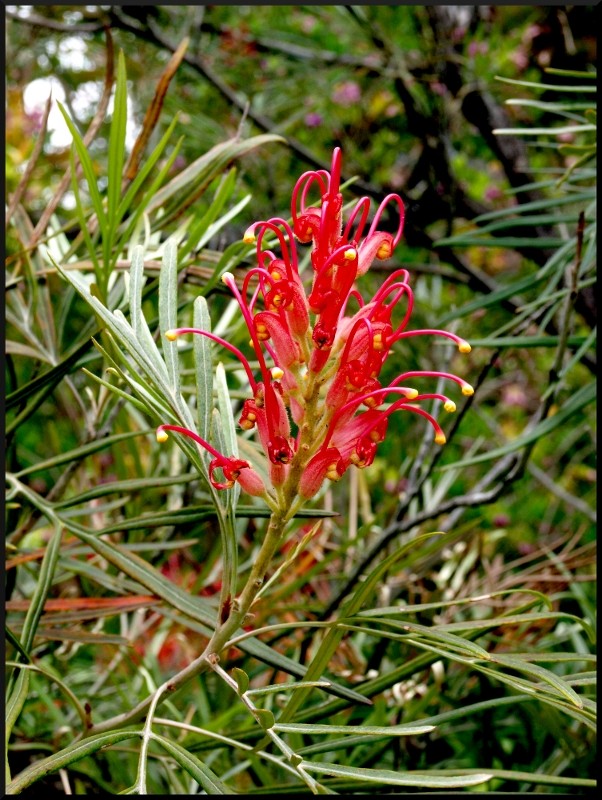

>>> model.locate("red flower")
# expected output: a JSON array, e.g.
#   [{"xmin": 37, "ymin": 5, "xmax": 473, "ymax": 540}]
[{"xmin": 157, "ymin": 149, "xmax": 472, "ymax": 502}]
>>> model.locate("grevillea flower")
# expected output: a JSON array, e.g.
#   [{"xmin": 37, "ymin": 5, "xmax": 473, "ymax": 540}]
[{"xmin": 157, "ymin": 149, "xmax": 472, "ymax": 503}]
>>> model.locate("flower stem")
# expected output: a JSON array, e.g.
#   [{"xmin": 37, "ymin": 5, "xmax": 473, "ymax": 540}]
[{"xmin": 83, "ymin": 507, "xmax": 291, "ymax": 737}]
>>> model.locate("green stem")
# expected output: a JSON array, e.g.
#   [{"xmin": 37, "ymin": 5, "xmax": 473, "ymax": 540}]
[{"xmin": 83, "ymin": 505, "xmax": 291, "ymax": 737}]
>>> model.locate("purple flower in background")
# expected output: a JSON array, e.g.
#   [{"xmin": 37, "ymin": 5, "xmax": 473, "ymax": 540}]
[
  {"xmin": 304, "ymin": 112, "xmax": 323, "ymax": 128},
  {"xmin": 332, "ymin": 81, "xmax": 361, "ymax": 106}
]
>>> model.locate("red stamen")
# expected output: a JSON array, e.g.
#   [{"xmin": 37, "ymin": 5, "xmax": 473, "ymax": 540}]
[
  {"xmin": 342, "ymin": 196, "xmax": 371, "ymax": 243},
  {"xmin": 367, "ymin": 193, "xmax": 405, "ymax": 246},
  {"xmin": 165, "ymin": 328, "xmax": 257, "ymax": 392}
]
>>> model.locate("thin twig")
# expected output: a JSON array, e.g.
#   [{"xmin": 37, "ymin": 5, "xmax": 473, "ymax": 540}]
[{"xmin": 6, "ymin": 94, "xmax": 53, "ymax": 227}]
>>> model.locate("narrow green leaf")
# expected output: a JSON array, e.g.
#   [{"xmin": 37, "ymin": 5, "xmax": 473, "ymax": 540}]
[
  {"xmin": 350, "ymin": 619, "xmax": 492, "ymax": 660},
  {"xmin": 114, "ymin": 137, "xmax": 183, "ymax": 257},
  {"xmin": 57, "ymin": 102, "xmax": 107, "ymax": 234},
  {"xmin": 443, "ymin": 189, "xmax": 596, "ymax": 226},
  {"xmin": 53, "ymin": 473, "xmax": 199, "ymax": 509},
  {"xmin": 151, "ymin": 734, "xmax": 230, "ymax": 794},
  {"xmin": 5, "ymin": 731, "xmax": 140, "ymax": 794},
  {"xmin": 215, "ymin": 363, "xmax": 237, "ymax": 459},
  {"xmin": 57, "ymin": 264, "xmax": 173, "ymax": 398},
  {"xmin": 493, "ymin": 125, "xmax": 596, "ymax": 136},
  {"xmin": 356, "ymin": 588, "xmax": 552, "ymax": 617},
  {"xmin": 5, "ymin": 337, "xmax": 93, "ymax": 410},
  {"xmin": 438, "ymin": 272, "xmax": 548, "ymax": 324},
  {"xmin": 107, "ymin": 51, "xmax": 128, "ymax": 234},
  {"xmin": 193, "ymin": 296, "xmax": 213, "ymax": 443},
  {"xmin": 437, "ymin": 610, "xmax": 595, "ymax": 642},
  {"xmin": 274, "ymin": 722, "xmax": 435, "ymax": 736},
  {"xmin": 61, "ymin": 518, "xmax": 219, "ymax": 627},
  {"xmin": 81, "ymin": 367, "xmax": 149, "ymax": 414},
  {"xmin": 246, "ymin": 680, "xmax": 331, "ymax": 697},
  {"xmin": 6, "ymin": 526, "xmax": 63, "ymax": 755},
  {"xmin": 182, "ymin": 169, "xmax": 237, "ymax": 258},
  {"xmin": 277, "ymin": 532, "xmax": 449, "ymax": 726},
  {"xmin": 302, "ymin": 762, "xmax": 493, "ymax": 788},
  {"xmin": 215, "ymin": 363, "xmax": 240, "ymax": 512},
  {"xmin": 495, "ymin": 75, "xmax": 597, "ymax": 93},
  {"xmin": 146, "ymin": 133, "xmax": 285, "ymax": 214},
  {"xmin": 6, "ymin": 671, "xmax": 30, "ymax": 767},
  {"xmin": 128, "ymin": 245, "xmax": 165, "ymax": 372},
  {"xmin": 15, "ymin": 526, "xmax": 63, "ymax": 655},
  {"xmin": 488, "ymin": 653, "xmax": 585, "ymax": 708},
  {"xmin": 69, "ymin": 146, "xmax": 102, "ymax": 282},
  {"xmin": 5, "ymin": 627, "xmax": 31, "ymax": 662},
  {"xmin": 66, "ymin": 505, "xmax": 220, "ymax": 534},
  {"xmin": 464, "ymin": 335, "xmax": 592, "ymax": 349},
  {"xmin": 14, "ymin": 430, "xmax": 152, "ymax": 477},
  {"xmin": 440, "ymin": 381, "xmax": 596, "ymax": 469},
  {"xmin": 159, "ymin": 239, "xmax": 181, "ymax": 395}
]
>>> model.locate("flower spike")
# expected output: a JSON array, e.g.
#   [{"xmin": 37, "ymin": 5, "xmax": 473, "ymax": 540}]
[{"xmin": 159, "ymin": 148, "xmax": 472, "ymax": 499}]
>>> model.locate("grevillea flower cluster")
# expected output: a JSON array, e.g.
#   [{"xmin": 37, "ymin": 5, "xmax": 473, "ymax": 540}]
[{"xmin": 157, "ymin": 148, "xmax": 472, "ymax": 509}]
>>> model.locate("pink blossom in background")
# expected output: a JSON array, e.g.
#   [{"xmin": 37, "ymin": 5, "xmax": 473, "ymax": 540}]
[
  {"xmin": 331, "ymin": 81, "xmax": 361, "ymax": 105},
  {"xmin": 468, "ymin": 41, "xmax": 488, "ymax": 58},
  {"xmin": 485, "ymin": 186, "xmax": 504, "ymax": 202}
]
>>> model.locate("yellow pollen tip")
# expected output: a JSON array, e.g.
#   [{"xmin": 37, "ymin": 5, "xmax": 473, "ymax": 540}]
[
  {"xmin": 444, "ymin": 400, "xmax": 456, "ymax": 413},
  {"xmin": 156, "ymin": 430, "xmax": 169, "ymax": 443},
  {"xmin": 372, "ymin": 333, "xmax": 385, "ymax": 351},
  {"xmin": 243, "ymin": 230, "xmax": 256, "ymax": 244},
  {"xmin": 458, "ymin": 340, "xmax": 471, "ymax": 354},
  {"xmin": 434, "ymin": 432, "xmax": 446, "ymax": 445},
  {"xmin": 165, "ymin": 330, "xmax": 178, "ymax": 341},
  {"xmin": 377, "ymin": 244, "xmax": 392, "ymax": 259},
  {"xmin": 406, "ymin": 388, "xmax": 419, "ymax": 400},
  {"xmin": 462, "ymin": 384, "xmax": 474, "ymax": 396},
  {"xmin": 221, "ymin": 271, "xmax": 235, "ymax": 285},
  {"xmin": 270, "ymin": 270, "xmax": 282, "ymax": 281},
  {"xmin": 326, "ymin": 464, "xmax": 342, "ymax": 481},
  {"xmin": 271, "ymin": 367, "xmax": 284, "ymax": 380},
  {"xmin": 344, "ymin": 248, "xmax": 356, "ymax": 261}
]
